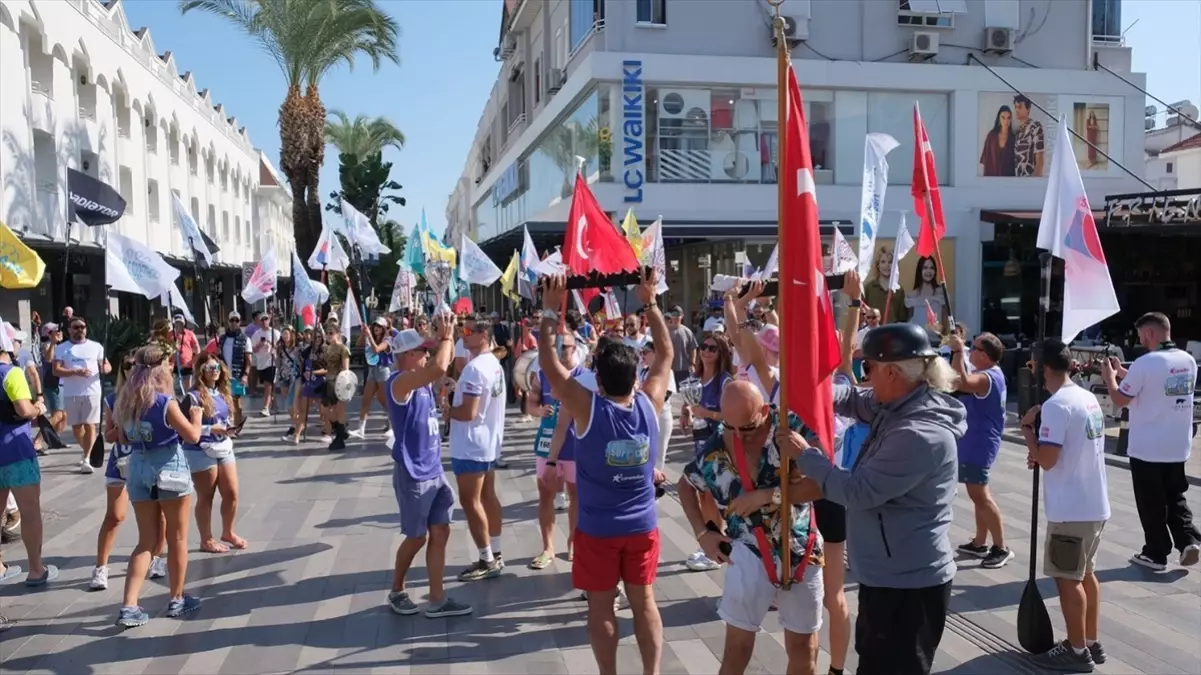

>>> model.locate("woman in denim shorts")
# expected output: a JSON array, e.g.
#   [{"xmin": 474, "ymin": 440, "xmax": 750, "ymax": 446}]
[
  {"xmin": 110, "ymin": 345, "xmax": 205, "ymax": 628},
  {"xmin": 183, "ymin": 352, "xmax": 245, "ymax": 553},
  {"xmin": 90, "ymin": 356, "xmax": 168, "ymax": 592},
  {"xmin": 351, "ymin": 318, "xmax": 394, "ymax": 438}
]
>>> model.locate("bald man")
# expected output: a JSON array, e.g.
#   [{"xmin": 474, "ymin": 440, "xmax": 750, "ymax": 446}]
[{"xmin": 678, "ymin": 380, "xmax": 825, "ymax": 675}]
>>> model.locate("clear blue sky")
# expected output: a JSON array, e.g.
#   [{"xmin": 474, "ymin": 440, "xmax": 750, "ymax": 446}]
[{"xmin": 123, "ymin": 0, "xmax": 1197, "ymax": 240}]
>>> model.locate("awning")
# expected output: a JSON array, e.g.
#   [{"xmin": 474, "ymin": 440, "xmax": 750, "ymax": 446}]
[
  {"xmin": 477, "ymin": 219, "xmax": 855, "ymax": 254},
  {"xmin": 979, "ymin": 209, "xmax": 1107, "ymax": 226}
]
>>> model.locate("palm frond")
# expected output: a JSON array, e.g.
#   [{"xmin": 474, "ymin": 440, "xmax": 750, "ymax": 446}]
[{"xmin": 325, "ymin": 110, "xmax": 404, "ymax": 157}]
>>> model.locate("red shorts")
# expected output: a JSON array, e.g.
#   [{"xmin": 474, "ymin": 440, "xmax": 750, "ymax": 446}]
[{"xmin": 572, "ymin": 528, "xmax": 660, "ymax": 592}]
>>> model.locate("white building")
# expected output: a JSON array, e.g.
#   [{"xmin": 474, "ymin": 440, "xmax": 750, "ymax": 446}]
[
  {"xmin": 1144, "ymin": 102, "xmax": 1201, "ymax": 191},
  {"xmin": 448, "ymin": 0, "xmax": 1153, "ymax": 339},
  {"xmin": 0, "ymin": 0, "xmax": 293, "ymax": 331}
]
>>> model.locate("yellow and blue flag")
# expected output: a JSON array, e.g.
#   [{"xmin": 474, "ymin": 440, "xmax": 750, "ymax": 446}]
[{"xmin": 0, "ymin": 220, "xmax": 45, "ymax": 289}]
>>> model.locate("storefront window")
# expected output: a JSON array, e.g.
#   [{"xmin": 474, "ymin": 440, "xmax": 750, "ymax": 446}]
[
  {"xmin": 529, "ymin": 89, "xmax": 601, "ymax": 206},
  {"xmin": 866, "ymin": 92, "xmax": 950, "ymax": 185}
]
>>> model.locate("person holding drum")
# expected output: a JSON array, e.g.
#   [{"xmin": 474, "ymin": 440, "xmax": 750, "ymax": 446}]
[
  {"xmin": 182, "ymin": 352, "xmax": 245, "ymax": 553},
  {"xmin": 323, "ymin": 324, "xmax": 353, "ymax": 452}
]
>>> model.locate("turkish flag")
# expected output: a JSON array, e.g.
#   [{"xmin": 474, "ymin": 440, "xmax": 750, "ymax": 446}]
[
  {"xmin": 562, "ymin": 173, "xmax": 639, "ymax": 276},
  {"xmin": 780, "ymin": 64, "xmax": 839, "ymax": 458},
  {"xmin": 911, "ymin": 102, "xmax": 946, "ymax": 259}
]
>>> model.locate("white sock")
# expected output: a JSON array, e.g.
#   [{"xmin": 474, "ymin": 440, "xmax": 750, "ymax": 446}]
[
  {"xmin": 479, "ymin": 545, "xmax": 494, "ymax": 562},
  {"xmin": 491, "ymin": 537, "xmax": 502, "ymax": 555},
  {"xmin": 1086, "ymin": 639, "xmax": 1096, "ymax": 647},
  {"xmin": 1072, "ymin": 645, "xmax": 1087, "ymax": 655}
]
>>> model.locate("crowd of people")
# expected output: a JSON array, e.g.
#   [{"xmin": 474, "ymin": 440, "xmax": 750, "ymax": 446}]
[{"xmin": 0, "ymin": 269, "xmax": 1197, "ymax": 675}]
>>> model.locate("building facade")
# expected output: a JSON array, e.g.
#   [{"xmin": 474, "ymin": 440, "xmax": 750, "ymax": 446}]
[
  {"xmin": 448, "ymin": 0, "xmax": 1151, "ymax": 337},
  {"xmin": 0, "ymin": 0, "xmax": 293, "ymax": 333}
]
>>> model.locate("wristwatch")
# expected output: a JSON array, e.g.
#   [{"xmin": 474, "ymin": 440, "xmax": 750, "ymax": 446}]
[
  {"xmin": 541, "ymin": 310, "xmax": 559, "ymax": 322},
  {"xmin": 849, "ymin": 299, "xmax": 863, "ymax": 308},
  {"xmin": 545, "ymin": 460, "xmax": 557, "ymax": 467}
]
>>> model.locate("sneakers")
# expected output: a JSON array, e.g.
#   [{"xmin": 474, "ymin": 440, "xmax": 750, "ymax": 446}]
[
  {"xmin": 149, "ymin": 556, "xmax": 168, "ymax": 579},
  {"xmin": 319, "ymin": 434, "xmax": 333, "ymax": 444},
  {"xmin": 957, "ymin": 541, "xmax": 989, "ymax": 558},
  {"xmin": 981, "ymin": 546, "xmax": 1015, "ymax": 569},
  {"xmin": 425, "ymin": 597, "xmax": 473, "ymax": 618},
  {"xmin": 116, "ymin": 606, "xmax": 150, "ymax": 628},
  {"xmin": 1180, "ymin": 544, "xmax": 1200, "ymax": 567},
  {"xmin": 89, "ymin": 565, "xmax": 109, "ymax": 591},
  {"xmin": 388, "ymin": 591, "xmax": 419, "ymax": 615},
  {"xmin": 457, "ymin": 558, "xmax": 503, "ymax": 582},
  {"xmin": 684, "ymin": 550, "xmax": 721, "ymax": 572},
  {"xmin": 165, "ymin": 594, "xmax": 201, "ymax": 618},
  {"xmin": 1130, "ymin": 552, "xmax": 1168, "ymax": 571},
  {"xmin": 79, "ymin": 460, "xmax": 94, "ymax": 475},
  {"xmin": 1031, "ymin": 639, "xmax": 1095, "ymax": 672},
  {"xmin": 554, "ymin": 492, "xmax": 568, "ymax": 511},
  {"xmin": 1088, "ymin": 641, "xmax": 1108, "ymax": 665},
  {"xmin": 348, "ymin": 422, "xmax": 367, "ymax": 439},
  {"xmin": 259, "ymin": 408, "xmax": 271, "ymax": 417}
]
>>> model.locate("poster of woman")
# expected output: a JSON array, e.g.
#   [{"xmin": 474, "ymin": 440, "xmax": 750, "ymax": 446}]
[{"xmin": 1073, "ymin": 102, "xmax": 1111, "ymax": 171}]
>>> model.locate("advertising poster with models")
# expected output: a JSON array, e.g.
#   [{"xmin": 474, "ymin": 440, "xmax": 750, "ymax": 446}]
[{"xmin": 977, "ymin": 93, "xmax": 1113, "ymax": 178}]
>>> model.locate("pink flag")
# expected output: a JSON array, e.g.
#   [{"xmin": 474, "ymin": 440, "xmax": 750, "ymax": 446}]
[{"xmin": 1036, "ymin": 116, "xmax": 1119, "ymax": 342}]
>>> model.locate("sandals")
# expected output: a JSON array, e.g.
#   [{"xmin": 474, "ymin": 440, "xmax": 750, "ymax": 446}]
[{"xmin": 529, "ymin": 552, "xmax": 554, "ymax": 570}]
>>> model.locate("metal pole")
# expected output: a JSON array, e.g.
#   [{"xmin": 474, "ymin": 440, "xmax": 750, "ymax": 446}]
[{"xmin": 60, "ymin": 222, "xmax": 73, "ymax": 315}]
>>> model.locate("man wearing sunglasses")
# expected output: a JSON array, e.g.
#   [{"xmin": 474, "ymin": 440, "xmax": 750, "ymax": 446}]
[
  {"xmin": 784, "ymin": 323, "xmax": 965, "ymax": 675},
  {"xmin": 52, "ymin": 318, "xmax": 110, "ymax": 474}
]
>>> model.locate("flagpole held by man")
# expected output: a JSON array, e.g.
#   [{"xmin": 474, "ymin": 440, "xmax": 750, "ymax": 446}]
[{"xmin": 911, "ymin": 103, "xmax": 955, "ymax": 335}]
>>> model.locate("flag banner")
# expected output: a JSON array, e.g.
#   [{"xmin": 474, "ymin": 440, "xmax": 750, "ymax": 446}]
[
  {"xmin": 519, "ymin": 225, "xmax": 540, "ymax": 300},
  {"xmin": 0, "ymin": 220, "xmax": 46, "ymax": 289},
  {"xmin": 340, "ymin": 199, "xmax": 391, "ymax": 255},
  {"xmin": 460, "ymin": 235, "xmax": 503, "ymax": 286},
  {"xmin": 1037, "ymin": 116, "xmax": 1120, "ymax": 343},
  {"xmin": 106, "ymin": 232, "xmax": 180, "ymax": 300},
  {"xmin": 389, "ymin": 267, "xmax": 416, "ymax": 313},
  {"xmin": 532, "ymin": 250, "xmax": 566, "ymax": 277},
  {"xmin": 621, "ymin": 209, "xmax": 643, "ymax": 260},
  {"xmin": 857, "ymin": 133, "xmax": 900, "ymax": 283},
  {"xmin": 889, "ymin": 215, "xmax": 915, "ymax": 292},
  {"xmin": 563, "ymin": 173, "xmax": 639, "ymax": 276},
  {"xmin": 501, "ymin": 251, "xmax": 520, "ymax": 302},
  {"xmin": 571, "ymin": 289, "xmax": 588, "ymax": 316},
  {"xmin": 405, "ymin": 209, "xmax": 431, "ymax": 275},
  {"xmin": 164, "ymin": 281, "xmax": 195, "ymax": 326},
  {"xmin": 911, "ymin": 102, "xmax": 947, "ymax": 259},
  {"xmin": 307, "ymin": 221, "xmax": 350, "ymax": 273},
  {"xmin": 753, "ymin": 244, "xmax": 779, "ymax": 281},
  {"xmin": 780, "ymin": 62, "xmax": 840, "ymax": 458},
  {"xmin": 423, "ymin": 231, "xmax": 457, "ymax": 267},
  {"xmin": 67, "ymin": 169, "xmax": 126, "ymax": 227},
  {"xmin": 925, "ymin": 299, "xmax": 938, "ymax": 328},
  {"xmin": 342, "ymin": 286, "xmax": 363, "ymax": 341},
  {"xmin": 292, "ymin": 250, "xmax": 327, "ymax": 311},
  {"xmin": 0, "ymin": 316, "xmax": 13, "ymax": 353},
  {"xmin": 241, "ymin": 248, "xmax": 278, "ymax": 305},
  {"xmin": 830, "ymin": 228, "xmax": 858, "ymax": 275},
  {"xmin": 172, "ymin": 193, "xmax": 213, "ymax": 266},
  {"xmin": 639, "ymin": 217, "xmax": 669, "ymax": 293},
  {"xmin": 603, "ymin": 291, "xmax": 622, "ymax": 320}
]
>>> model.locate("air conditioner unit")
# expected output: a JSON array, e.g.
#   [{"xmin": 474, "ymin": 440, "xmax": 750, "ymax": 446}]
[
  {"xmin": 499, "ymin": 34, "xmax": 517, "ymax": 60},
  {"xmin": 909, "ymin": 30, "xmax": 939, "ymax": 59},
  {"xmin": 547, "ymin": 68, "xmax": 564, "ymax": 94},
  {"xmin": 771, "ymin": 15, "xmax": 808, "ymax": 45},
  {"xmin": 983, "ymin": 27, "xmax": 1014, "ymax": 54}
]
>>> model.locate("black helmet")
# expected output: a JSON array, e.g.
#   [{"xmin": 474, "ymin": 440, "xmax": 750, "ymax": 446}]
[{"xmin": 861, "ymin": 323, "xmax": 938, "ymax": 362}]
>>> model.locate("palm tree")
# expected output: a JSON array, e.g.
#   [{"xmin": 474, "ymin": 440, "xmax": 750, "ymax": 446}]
[
  {"xmin": 325, "ymin": 110, "xmax": 405, "ymax": 158},
  {"xmin": 178, "ymin": 0, "xmax": 399, "ymax": 265}
]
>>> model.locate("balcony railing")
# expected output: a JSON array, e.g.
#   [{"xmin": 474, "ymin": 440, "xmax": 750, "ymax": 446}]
[
  {"xmin": 569, "ymin": 20, "xmax": 605, "ymax": 60},
  {"xmin": 31, "ymin": 79, "xmax": 53, "ymax": 97},
  {"xmin": 78, "ymin": 105, "xmax": 96, "ymax": 121},
  {"xmin": 1092, "ymin": 34, "xmax": 1125, "ymax": 45},
  {"xmin": 507, "ymin": 112, "xmax": 527, "ymax": 137}
]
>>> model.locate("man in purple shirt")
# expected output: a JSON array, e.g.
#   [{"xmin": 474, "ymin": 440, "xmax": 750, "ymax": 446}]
[{"xmin": 537, "ymin": 270, "xmax": 673, "ymax": 675}]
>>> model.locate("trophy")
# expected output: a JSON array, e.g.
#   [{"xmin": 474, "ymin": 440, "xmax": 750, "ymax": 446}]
[{"xmin": 679, "ymin": 377, "xmax": 709, "ymax": 430}]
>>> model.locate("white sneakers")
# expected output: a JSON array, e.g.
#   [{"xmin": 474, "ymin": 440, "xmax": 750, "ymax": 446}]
[
  {"xmin": 79, "ymin": 460, "xmax": 94, "ymax": 475},
  {"xmin": 554, "ymin": 492, "xmax": 568, "ymax": 511},
  {"xmin": 684, "ymin": 550, "xmax": 721, "ymax": 572},
  {"xmin": 91, "ymin": 556, "xmax": 168, "ymax": 591}
]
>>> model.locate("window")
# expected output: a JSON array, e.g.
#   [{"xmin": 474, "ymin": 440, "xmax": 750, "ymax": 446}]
[
  {"xmin": 897, "ymin": 0, "xmax": 957, "ymax": 28},
  {"xmin": 148, "ymin": 180, "xmax": 160, "ymax": 222},
  {"xmin": 637, "ymin": 0, "xmax": 666, "ymax": 25},
  {"xmin": 235, "ymin": 216, "xmax": 241, "ymax": 244},
  {"xmin": 1166, "ymin": 162, "xmax": 1174, "ymax": 174},
  {"xmin": 569, "ymin": 0, "xmax": 604, "ymax": 52},
  {"xmin": 222, "ymin": 212, "xmax": 230, "ymax": 242},
  {"xmin": 118, "ymin": 167, "xmax": 134, "ymax": 214},
  {"xmin": 533, "ymin": 57, "xmax": 542, "ymax": 105},
  {"xmin": 553, "ymin": 27, "xmax": 566, "ymax": 71},
  {"xmin": 867, "ymin": 91, "xmax": 950, "ymax": 184},
  {"xmin": 207, "ymin": 205, "xmax": 216, "ymax": 237}
]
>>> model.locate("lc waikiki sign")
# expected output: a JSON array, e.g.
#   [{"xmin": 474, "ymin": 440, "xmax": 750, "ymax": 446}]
[{"xmin": 621, "ymin": 60, "xmax": 645, "ymax": 204}]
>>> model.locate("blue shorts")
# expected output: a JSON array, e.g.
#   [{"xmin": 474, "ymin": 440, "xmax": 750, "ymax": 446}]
[
  {"xmin": 126, "ymin": 445, "xmax": 194, "ymax": 502},
  {"xmin": 105, "ymin": 444, "xmax": 130, "ymax": 485},
  {"xmin": 183, "ymin": 448, "xmax": 236, "ymax": 473},
  {"xmin": 393, "ymin": 463, "xmax": 454, "ymax": 538},
  {"xmin": 0, "ymin": 458, "xmax": 41, "ymax": 490},
  {"xmin": 450, "ymin": 457, "xmax": 496, "ymax": 475},
  {"xmin": 958, "ymin": 462, "xmax": 990, "ymax": 486},
  {"xmin": 44, "ymin": 386, "xmax": 64, "ymax": 413}
]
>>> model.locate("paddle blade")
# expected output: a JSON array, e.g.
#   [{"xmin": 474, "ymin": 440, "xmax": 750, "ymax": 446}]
[
  {"xmin": 36, "ymin": 416, "xmax": 68, "ymax": 449},
  {"xmin": 1017, "ymin": 578, "xmax": 1055, "ymax": 653},
  {"xmin": 89, "ymin": 435, "xmax": 105, "ymax": 468}
]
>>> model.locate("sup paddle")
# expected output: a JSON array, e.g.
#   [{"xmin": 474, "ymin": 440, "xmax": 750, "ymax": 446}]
[{"xmin": 1017, "ymin": 252, "xmax": 1055, "ymax": 654}]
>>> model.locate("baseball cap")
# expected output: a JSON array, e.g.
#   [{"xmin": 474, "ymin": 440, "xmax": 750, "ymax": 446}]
[
  {"xmin": 703, "ymin": 317, "xmax": 724, "ymax": 333},
  {"xmin": 11, "ymin": 328, "xmax": 27, "ymax": 342},
  {"xmin": 228, "ymin": 311, "xmax": 241, "ymax": 321},
  {"xmin": 757, "ymin": 324, "xmax": 780, "ymax": 353},
  {"xmin": 392, "ymin": 329, "xmax": 433, "ymax": 355},
  {"xmin": 373, "ymin": 317, "xmax": 389, "ymax": 327},
  {"xmin": 40, "ymin": 322, "xmax": 59, "ymax": 338},
  {"xmin": 173, "ymin": 314, "xmax": 186, "ymax": 323}
]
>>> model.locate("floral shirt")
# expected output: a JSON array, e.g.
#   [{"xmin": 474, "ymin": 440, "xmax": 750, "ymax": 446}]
[
  {"xmin": 683, "ymin": 410, "xmax": 824, "ymax": 575},
  {"xmin": 1015, "ymin": 119, "xmax": 1045, "ymax": 177}
]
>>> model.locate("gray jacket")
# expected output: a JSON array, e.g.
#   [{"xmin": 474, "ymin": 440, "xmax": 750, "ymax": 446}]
[{"xmin": 798, "ymin": 382, "xmax": 965, "ymax": 589}]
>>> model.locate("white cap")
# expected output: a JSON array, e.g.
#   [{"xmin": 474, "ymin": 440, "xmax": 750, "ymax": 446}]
[
  {"xmin": 228, "ymin": 310, "xmax": 241, "ymax": 320},
  {"xmin": 703, "ymin": 317, "xmax": 725, "ymax": 333},
  {"xmin": 392, "ymin": 329, "xmax": 432, "ymax": 355}
]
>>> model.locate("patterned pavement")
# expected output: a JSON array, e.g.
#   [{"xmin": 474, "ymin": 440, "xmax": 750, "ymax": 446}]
[{"xmin": 1, "ymin": 402, "xmax": 1199, "ymax": 675}]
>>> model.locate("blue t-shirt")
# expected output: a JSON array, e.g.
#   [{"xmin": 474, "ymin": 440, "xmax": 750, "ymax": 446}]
[{"xmin": 957, "ymin": 366, "xmax": 1007, "ymax": 467}]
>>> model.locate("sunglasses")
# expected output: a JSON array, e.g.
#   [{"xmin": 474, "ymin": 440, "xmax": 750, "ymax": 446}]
[
  {"xmin": 70, "ymin": 324, "xmax": 86, "ymax": 330},
  {"xmin": 202, "ymin": 363, "xmax": 222, "ymax": 372},
  {"xmin": 230, "ymin": 319, "xmax": 241, "ymax": 324},
  {"xmin": 729, "ymin": 416, "xmax": 766, "ymax": 433},
  {"xmin": 700, "ymin": 344, "xmax": 719, "ymax": 353}
]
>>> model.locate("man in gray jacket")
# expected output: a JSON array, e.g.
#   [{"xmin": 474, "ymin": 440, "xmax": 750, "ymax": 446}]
[{"xmin": 780, "ymin": 323, "xmax": 965, "ymax": 675}]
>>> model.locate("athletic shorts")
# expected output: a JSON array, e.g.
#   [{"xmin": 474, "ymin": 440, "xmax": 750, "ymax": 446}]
[
  {"xmin": 451, "ymin": 458, "xmax": 496, "ymax": 475},
  {"xmin": 814, "ymin": 498, "xmax": 847, "ymax": 544},
  {"xmin": 572, "ymin": 528, "xmax": 660, "ymax": 591},
  {"xmin": 257, "ymin": 367, "xmax": 276, "ymax": 386},
  {"xmin": 1044, "ymin": 520, "xmax": 1106, "ymax": 581},
  {"xmin": 393, "ymin": 463, "xmax": 455, "ymax": 539},
  {"xmin": 957, "ymin": 462, "xmax": 990, "ymax": 486},
  {"xmin": 43, "ymin": 386, "xmax": 63, "ymax": 413},
  {"xmin": 719, "ymin": 542, "xmax": 824, "ymax": 634},
  {"xmin": 0, "ymin": 458, "xmax": 41, "ymax": 490},
  {"xmin": 65, "ymin": 395, "xmax": 100, "ymax": 426},
  {"xmin": 535, "ymin": 457, "xmax": 576, "ymax": 488}
]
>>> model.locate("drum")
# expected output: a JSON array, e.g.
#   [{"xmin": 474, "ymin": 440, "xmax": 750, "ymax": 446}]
[
  {"xmin": 333, "ymin": 370, "xmax": 359, "ymax": 402},
  {"xmin": 512, "ymin": 350, "xmax": 541, "ymax": 393}
]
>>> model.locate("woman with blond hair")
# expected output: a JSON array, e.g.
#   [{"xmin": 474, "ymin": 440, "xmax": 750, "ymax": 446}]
[
  {"xmin": 90, "ymin": 354, "xmax": 168, "ymax": 591},
  {"xmin": 183, "ymin": 352, "xmax": 245, "ymax": 553},
  {"xmin": 111, "ymin": 345, "xmax": 204, "ymax": 628}
]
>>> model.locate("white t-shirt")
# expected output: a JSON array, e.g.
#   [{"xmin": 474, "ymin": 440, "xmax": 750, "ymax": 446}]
[
  {"xmin": 54, "ymin": 339, "xmax": 105, "ymax": 398},
  {"xmin": 453, "ymin": 339, "xmax": 469, "ymax": 361},
  {"xmin": 450, "ymin": 352, "xmax": 506, "ymax": 462},
  {"xmin": 1119, "ymin": 349, "xmax": 1197, "ymax": 463},
  {"xmin": 623, "ymin": 334, "xmax": 650, "ymax": 352},
  {"xmin": 252, "ymin": 328, "xmax": 281, "ymax": 370},
  {"xmin": 576, "ymin": 369, "xmax": 599, "ymax": 393},
  {"xmin": 741, "ymin": 364, "xmax": 780, "ymax": 406},
  {"xmin": 1038, "ymin": 383, "xmax": 1111, "ymax": 523}
]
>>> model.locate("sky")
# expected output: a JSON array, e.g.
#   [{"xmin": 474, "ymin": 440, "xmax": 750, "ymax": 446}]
[{"xmin": 122, "ymin": 0, "xmax": 1199, "ymax": 240}]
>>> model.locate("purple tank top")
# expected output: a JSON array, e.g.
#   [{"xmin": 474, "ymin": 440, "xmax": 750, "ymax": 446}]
[
  {"xmin": 122, "ymin": 393, "xmax": 180, "ymax": 449},
  {"xmin": 183, "ymin": 389, "xmax": 232, "ymax": 451},
  {"xmin": 575, "ymin": 391, "xmax": 660, "ymax": 537},
  {"xmin": 387, "ymin": 375, "xmax": 442, "ymax": 480},
  {"xmin": 957, "ymin": 366, "xmax": 1007, "ymax": 466}
]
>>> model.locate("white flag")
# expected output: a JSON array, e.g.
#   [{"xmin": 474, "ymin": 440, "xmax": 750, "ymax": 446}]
[
  {"xmin": 532, "ymin": 250, "xmax": 566, "ymax": 277},
  {"xmin": 164, "ymin": 282, "xmax": 194, "ymax": 325},
  {"xmin": 172, "ymin": 193, "xmax": 211, "ymax": 266},
  {"xmin": 307, "ymin": 220, "xmax": 350, "ymax": 273},
  {"xmin": 340, "ymin": 199, "xmax": 390, "ymax": 255},
  {"xmin": 831, "ymin": 228, "xmax": 859, "ymax": 275},
  {"xmin": 639, "ymin": 217, "xmax": 669, "ymax": 293},
  {"xmin": 856, "ymin": 133, "xmax": 900, "ymax": 283},
  {"xmin": 292, "ymin": 250, "xmax": 328, "ymax": 311},
  {"xmin": 459, "ymin": 234, "xmax": 503, "ymax": 286},
  {"xmin": 888, "ymin": 215, "xmax": 915, "ymax": 293},
  {"xmin": 1037, "ymin": 115, "xmax": 1119, "ymax": 342},
  {"xmin": 0, "ymin": 316, "xmax": 14, "ymax": 353},
  {"xmin": 571, "ymin": 289, "xmax": 588, "ymax": 316},
  {"xmin": 753, "ymin": 244, "xmax": 779, "ymax": 281},
  {"xmin": 342, "ymin": 286, "xmax": 363, "ymax": 342},
  {"xmin": 603, "ymin": 291, "xmax": 622, "ymax": 320},
  {"xmin": 519, "ymin": 225, "xmax": 540, "ymax": 300},
  {"xmin": 106, "ymin": 232, "xmax": 180, "ymax": 300},
  {"xmin": 241, "ymin": 248, "xmax": 278, "ymax": 304}
]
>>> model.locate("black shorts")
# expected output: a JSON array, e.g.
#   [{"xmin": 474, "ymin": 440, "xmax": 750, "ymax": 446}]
[
  {"xmin": 257, "ymin": 367, "xmax": 276, "ymax": 385},
  {"xmin": 814, "ymin": 498, "xmax": 847, "ymax": 544},
  {"xmin": 176, "ymin": 366, "xmax": 193, "ymax": 377}
]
